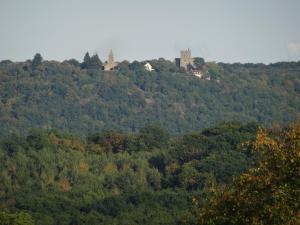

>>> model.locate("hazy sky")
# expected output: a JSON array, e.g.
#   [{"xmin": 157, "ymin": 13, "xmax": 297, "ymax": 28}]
[{"xmin": 1, "ymin": 0, "xmax": 300, "ymax": 63}]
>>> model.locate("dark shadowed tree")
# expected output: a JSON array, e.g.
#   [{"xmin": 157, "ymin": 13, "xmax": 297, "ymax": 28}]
[
  {"xmin": 193, "ymin": 57, "xmax": 205, "ymax": 69},
  {"xmin": 90, "ymin": 54, "xmax": 103, "ymax": 69},
  {"xmin": 31, "ymin": 53, "xmax": 43, "ymax": 69},
  {"xmin": 81, "ymin": 52, "xmax": 91, "ymax": 69}
]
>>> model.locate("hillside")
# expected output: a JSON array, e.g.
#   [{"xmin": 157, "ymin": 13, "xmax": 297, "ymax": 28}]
[{"xmin": 0, "ymin": 58, "xmax": 300, "ymax": 136}]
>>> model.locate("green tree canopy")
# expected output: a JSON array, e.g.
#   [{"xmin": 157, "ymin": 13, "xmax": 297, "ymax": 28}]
[
  {"xmin": 0, "ymin": 211, "xmax": 34, "ymax": 225},
  {"xmin": 64, "ymin": 58, "xmax": 80, "ymax": 67},
  {"xmin": 140, "ymin": 123, "xmax": 170, "ymax": 150}
]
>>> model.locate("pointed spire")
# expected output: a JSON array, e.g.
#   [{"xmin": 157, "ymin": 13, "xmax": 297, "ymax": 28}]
[
  {"xmin": 104, "ymin": 49, "xmax": 117, "ymax": 71},
  {"xmin": 108, "ymin": 49, "xmax": 114, "ymax": 64}
]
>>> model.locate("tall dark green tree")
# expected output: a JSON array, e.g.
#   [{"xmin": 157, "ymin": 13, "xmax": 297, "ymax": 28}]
[
  {"xmin": 90, "ymin": 54, "xmax": 103, "ymax": 69},
  {"xmin": 81, "ymin": 52, "xmax": 91, "ymax": 69},
  {"xmin": 31, "ymin": 53, "xmax": 43, "ymax": 69}
]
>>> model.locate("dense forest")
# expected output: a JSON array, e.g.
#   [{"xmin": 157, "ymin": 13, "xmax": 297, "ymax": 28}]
[
  {"xmin": 0, "ymin": 54, "xmax": 300, "ymax": 136},
  {"xmin": 0, "ymin": 121, "xmax": 258, "ymax": 225},
  {"xmin": 0, "ymin": 121, "xmax": 299, "ymax": 225},
  {"xmin": 0, "ymin": 55, "xmax": 299, "ymax": 224}
]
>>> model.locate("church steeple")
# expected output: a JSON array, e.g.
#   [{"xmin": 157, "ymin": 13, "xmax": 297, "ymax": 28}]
[
  {"xmin": 104, "ymin": 49, "xmax": 117, "ymax": 71},
  {"xmin": 108, "ymin": 49, "xmax": 114, "ymax": 64}
]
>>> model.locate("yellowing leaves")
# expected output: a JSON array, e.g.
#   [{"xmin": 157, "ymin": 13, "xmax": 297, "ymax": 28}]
[
  {"xmin": 57, "ymin": 179, "xmax": 71, "ymax": 192},
  {"xmin": 49, "ymin": 133, "xmax": 85, "ymax": 152},
  {"xmin": 79, "ymin": 160, "xmax": 89, "ymax": 173},
  {"xmin": 104, "ymin": 162, "xmax": 118, "ymax": 175},
  {"xmin": 192, "ymin": 120, "xmax": 300, "ymax": 225}
]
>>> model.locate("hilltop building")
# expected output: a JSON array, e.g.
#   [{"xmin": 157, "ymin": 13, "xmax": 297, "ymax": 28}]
[
  {"xmin": 104, "ymin": 49, "xmax": 118, "ymax": 71},
  {"xmin": 180, "ymin": 48, "xmax": 194, "ymax": 70},
  {"xmin": 144, "ymin": 62, "xmax": 154, "ymax": 71},
  {"xmin": 175, "ymin": 48, "xmax": 195, "ymax": 71},
  {"xmin": 175, "ymin": 49, "xmax": 210, "ymax": 79}
]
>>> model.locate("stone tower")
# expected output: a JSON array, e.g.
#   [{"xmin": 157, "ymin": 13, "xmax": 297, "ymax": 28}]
[
  {"xmin": 180, "ymin": 48, "xmax": 194, "ymax": 70},
  {"xmin": 104, "ymin": 49, "xmax": 117, "ymax": 71}
]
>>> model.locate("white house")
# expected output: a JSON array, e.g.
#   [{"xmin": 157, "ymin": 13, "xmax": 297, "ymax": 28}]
[
  {"xmin": 192, "ymin": 69, "xmax": 203, "ymax": 78},
  {"xmin": 144, "ymin": 62, "xmax": 154, "ymax": 71}
]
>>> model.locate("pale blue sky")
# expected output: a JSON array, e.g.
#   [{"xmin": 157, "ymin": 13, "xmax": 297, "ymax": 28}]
[{"xmin": 1, "ymin": 0, "xmax": 300, "ymax": 63}]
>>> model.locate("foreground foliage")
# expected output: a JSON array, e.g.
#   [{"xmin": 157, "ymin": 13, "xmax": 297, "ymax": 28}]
[{"xmin": 189, "ymin": 121, "xmax": 300, "ymax": 225}]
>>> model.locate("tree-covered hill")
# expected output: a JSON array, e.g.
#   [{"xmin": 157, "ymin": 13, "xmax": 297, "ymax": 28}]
[{"xmin": 0, "ymin": 56, "xmax": 300, "ymax": 136}]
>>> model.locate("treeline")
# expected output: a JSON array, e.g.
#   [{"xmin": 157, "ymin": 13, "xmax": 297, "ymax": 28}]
[
  {"xmin": 0, "ymin": 56, "xmax": 300, "ymax": 136},
  {"xmin": 0, "ymin": 122, "xmax": 258, "ymax": 225}
]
